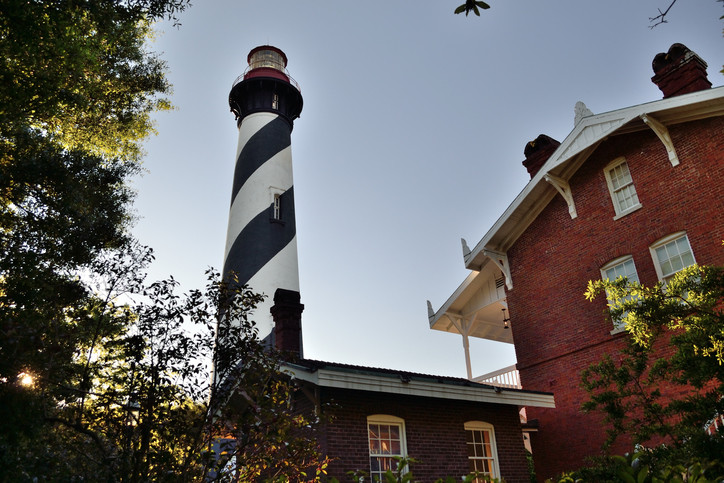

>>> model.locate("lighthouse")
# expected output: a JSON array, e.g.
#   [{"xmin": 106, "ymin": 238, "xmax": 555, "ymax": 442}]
[{"xmin": 224, "ymin": 46, "xmax": 304, "ymax": 342}]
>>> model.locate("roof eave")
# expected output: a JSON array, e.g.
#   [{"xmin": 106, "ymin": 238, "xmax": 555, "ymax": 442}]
[
  {"xmin": 283, "ymin": 363, "xmax": 555, "ymax": 408},
  {"xmin": 465, "ymin": 86, "xmax": 724, "ymax": 269}
]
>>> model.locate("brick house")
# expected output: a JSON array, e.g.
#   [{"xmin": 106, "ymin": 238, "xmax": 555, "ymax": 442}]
[
  {"xmin": 271, "ymin": 289, "xmax": 554, "ymax": 482},
  {"xmin": 427, "ymin": 43, "xmax": 724, "ymax": 480}
]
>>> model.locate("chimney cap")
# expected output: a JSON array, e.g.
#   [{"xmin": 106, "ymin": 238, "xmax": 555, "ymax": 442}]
[
  {"xmin": 651, "ymin": 43, "xmax": 711, "ymax": 99},
  {"xmin": 522, "ymin": 134, "xmax": 561, "ymax": 179}
]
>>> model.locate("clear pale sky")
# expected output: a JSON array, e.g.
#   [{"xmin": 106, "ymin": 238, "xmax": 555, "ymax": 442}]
[{"xmin": 132, "ymin": 1, "xmax": 723, "ymax": 378}]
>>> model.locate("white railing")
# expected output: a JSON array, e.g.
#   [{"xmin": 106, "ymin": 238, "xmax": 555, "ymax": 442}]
[{"xmin": 473, "ymin": 364, "xmax": 521, "ymax": 389}]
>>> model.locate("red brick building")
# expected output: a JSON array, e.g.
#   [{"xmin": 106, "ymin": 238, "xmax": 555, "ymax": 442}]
[
  {"xmin": 272, "ymin": 290, "xmax": 554, "ymax": 482},
  {"xmin": 287, "ymin": 359, "xmax": 552, "ymax": 482},
  {"xmin": 428, "ymin": 44, "xmax": 724, "ymax": 479}
]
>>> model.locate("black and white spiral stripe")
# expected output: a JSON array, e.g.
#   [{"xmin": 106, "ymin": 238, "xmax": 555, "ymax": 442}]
[{"xmin": 222, "ymin": 112, "xmax": 299, "ymax": 338}]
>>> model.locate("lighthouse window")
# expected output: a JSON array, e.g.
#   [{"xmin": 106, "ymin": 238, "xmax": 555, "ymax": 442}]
[
  {"xmin": 249, "ymin": 50, "xmax": 286, "ymax": 71},
  {"xmin": 273, "ymin": 193, "xmax": 282, "ymax": 220},
  {"xmin": 272, "ymin": 93, "xmax": 279, "ymax": 110}
]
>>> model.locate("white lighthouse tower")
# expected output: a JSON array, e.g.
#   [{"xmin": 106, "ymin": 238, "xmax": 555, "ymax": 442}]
[{"xmin": 224, "ymin": 46, "xmax": 303, "ymax": 342}]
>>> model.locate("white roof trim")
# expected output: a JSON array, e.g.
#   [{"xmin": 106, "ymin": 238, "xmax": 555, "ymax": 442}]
[
  {"xmin": 466, "ymin": 86, "xmax": 724, "ymax": 268},
  {"xmin": 284, "ymin": 363, "xmax": 555, "ymax": 408},
  {"xmin": 428, "ymin": 269, "xmax": 479, "ymax": 328}
]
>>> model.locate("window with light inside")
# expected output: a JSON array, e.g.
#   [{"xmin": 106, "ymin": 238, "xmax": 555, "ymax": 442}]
[
  {"xmin": 367, "ymin": 415, "xmax": 406, "ymax": 480},
  {"xmin": 465, "ymin": 421, "xmax": 500, "ymax": 481}
]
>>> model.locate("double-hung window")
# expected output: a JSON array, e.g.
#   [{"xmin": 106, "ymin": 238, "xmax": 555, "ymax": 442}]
[
  {"xmin": 650, "ymin": 232, "xmax": 696, "ymax": 283},
  {"xmin": 465, "ymin": 421, "xmax": 500, "ymax": 481},
  {"xmin": 600, "ymin": 256, "xmax": 640, "ymax": 331},
  {"xmin": 367, "ymin": 415, "xmax": 406, "ymax": 480},
  {"xmin": 604, "ymin": 157, "xmax": 642, "ymax": 219}
]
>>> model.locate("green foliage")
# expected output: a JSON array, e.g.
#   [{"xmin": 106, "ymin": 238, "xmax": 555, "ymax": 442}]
[
  {"xmin": 546, "ymin": 452, "xmax": 724, "ymax": 483},
  {"xmin": 1, "ymin": 244, "xmax": 329, "ymax": 480},
  {"xmin": 0, "ymin": 1, "xmax": 186, "ymax": 475},
  {"xmin": 0, "ymin": 2, "xmax": 330, "ymax": 479},
  {"xmin": 336, "ymin": 455, "xmax": 502, "ymax": 482},
  {"xmin": 0, "ymin": 0, "xmax": 185, "ymax": 429},
  {"xmin": 0, "ymin": 0, "xmax": 186, "ymax": 160},
  {"xmin": 582, "ymin": 263, "xmax": 724, "ymax": 473}
]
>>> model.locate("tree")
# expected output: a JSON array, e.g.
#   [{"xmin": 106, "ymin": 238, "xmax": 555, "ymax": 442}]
[
  {"xmin": 2, "ymin": 244, "xmax": 329, "ymax": 481},
  {"xmin": 0, "ymin": 0, "xmax": 187, "ymax": 474},
  {"xmin": 581, "ymin": 262, "xmax": 724, "ymax": 472}
]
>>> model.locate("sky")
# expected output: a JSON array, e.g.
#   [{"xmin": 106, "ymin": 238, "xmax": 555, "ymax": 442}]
[{"xmin": 132, "ymin": 1, "xmax": 724, "ymax": 379}]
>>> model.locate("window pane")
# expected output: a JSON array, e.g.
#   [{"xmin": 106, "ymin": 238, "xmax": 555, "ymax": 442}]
[
  {"xmin": 390, "ymin": 440, "xmax": 400, "ymax": 454},
  {"xmin": 681, "ymin": 250, "xmax": 695, "ymax": 267},
  {"xmin": 655, "ymin": 235, "xmax": 695, "ymax": 279},
  {"xmin": 468, "ymin": 442, "xmax": 477, "ymax": 457},
  {"xmin": 369, "ymin": 439, "xmax": 380, "ymax": 453}
]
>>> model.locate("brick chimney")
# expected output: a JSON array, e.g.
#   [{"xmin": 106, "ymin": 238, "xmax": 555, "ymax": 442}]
[
  {"xmin": 522, "ymin": 134, "xmax": 560, "ymax": 178},
  {"xmin": 651, "ymin": 43, "xmax": 711, "ymax": 99},
  {"xmin": 271, "ymin": 288, "xmax": 303, "ymax": 357}
]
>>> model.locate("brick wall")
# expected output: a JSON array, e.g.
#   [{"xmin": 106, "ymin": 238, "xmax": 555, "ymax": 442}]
[
  {"xmin": 315, "ymin": 387, "xmax": 531, "ymax": 483},
  {"xmin": 505, "ymin": 116, "xmax": 724, "ymax": 480}
]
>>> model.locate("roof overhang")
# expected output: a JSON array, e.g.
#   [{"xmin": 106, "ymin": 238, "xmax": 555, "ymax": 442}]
[
  {"xmin": 284, "ymin": 362, "xmax": 555, "ymax": 408},
  {"xmin": 465, "ymin": 86, "xmax": 724, "ymax": 269},
  {"xmin": 428, "ymin": 261, "xmax": 513, "ymax": 343}
]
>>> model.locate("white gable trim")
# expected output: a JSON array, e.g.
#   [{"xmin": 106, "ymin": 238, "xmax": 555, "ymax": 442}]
[{"xmin": 465, "ymin": 86, "xmax": 724, "ymax": 270}]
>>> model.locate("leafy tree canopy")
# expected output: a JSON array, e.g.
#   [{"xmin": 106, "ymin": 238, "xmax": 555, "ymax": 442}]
[
  {"xmin": 0, "ymin": 0, "xmax": 189, "ymax": 159},
  {"xmin": 581, "ymin": 263, "xmax": 724, "ymax": 472},
  {"xmin": 2, "ymin": 245, "xmax": 330, "ymax": 480}
]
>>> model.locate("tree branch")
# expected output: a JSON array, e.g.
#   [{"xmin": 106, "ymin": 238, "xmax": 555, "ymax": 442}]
[{"xmin": 649, "ymin": 0, "xmax": 678, "ymax": 28}]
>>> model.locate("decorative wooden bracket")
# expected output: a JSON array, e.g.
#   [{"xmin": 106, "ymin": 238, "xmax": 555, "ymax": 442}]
[
  {"xmin": 543, "ymin": 174, "xmax": 578, "ymax": 219},
  {"xmin": 483, "ymin": 249, "xmax": 513, "ymax": 290},
  {"xmin": 640, "ymin": 113, "xmax": 679, "ymax": 166}
]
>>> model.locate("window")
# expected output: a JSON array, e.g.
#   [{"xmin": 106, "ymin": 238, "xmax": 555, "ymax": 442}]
[
  {"xmin": 367, "ymin": 415, "xmax": 406, "ymax": 481},
  {"xmin": 465, "ymin": 421, "xmax": 500, "ymax": 481},
  {"xmin": 272, "ymin": 93, "xmax": 279, "ymax": 110},
  {"xmin": 650, "ymin": 232, "xmax": 696, "ymax": 283},
  {"xmin": 273, "ymin": 193, "xmax": 281, "ymax": 220},
  {"xmin": 269, "ymin": 187, "xmax": 284, "ymax": 221},
  {"xmin": 604, "ymin": 158, "xmax": 642, "ymax": 219},
  {"xmin": 600, "ymin": 256, "xmax": 640, "ymax": 331}
]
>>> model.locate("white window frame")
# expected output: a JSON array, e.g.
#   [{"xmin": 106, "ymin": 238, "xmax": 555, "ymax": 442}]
[
  {"xmin": 367, "ymin": 415, "xmax": 407, "ymax": 480},
  {"xmin": 600, "ymin": 255, "xmax": 640, "ymax": 333},
  {"xmin": 604, "ymin": 157, "xmax": 642, "ymax": 220},
  {"xmin": 464, "ymin": 421, "xmax": 501, "ymax": 481},
  {"xmin": 649, "ymin": 232, "xmax": 696, "ymax": 283}
]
